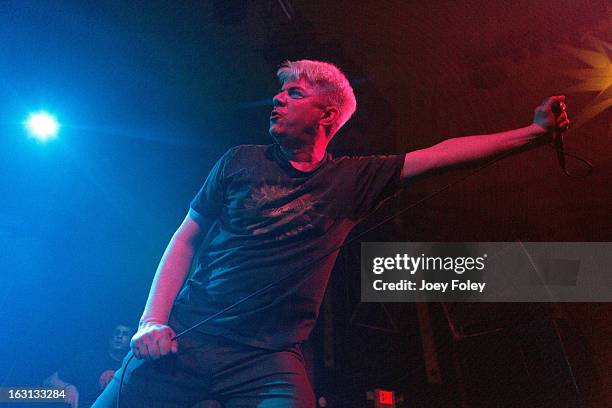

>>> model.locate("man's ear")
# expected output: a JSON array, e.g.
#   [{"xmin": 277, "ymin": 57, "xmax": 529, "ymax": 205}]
[{"xmin": 320, "ymin": 106, "xmax": 339, "ymax": 127}]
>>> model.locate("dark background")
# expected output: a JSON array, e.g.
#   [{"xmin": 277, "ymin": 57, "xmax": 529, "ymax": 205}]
[{"xmin": 1, "ymin": 1, "xmax": 610, "ymax": 406}]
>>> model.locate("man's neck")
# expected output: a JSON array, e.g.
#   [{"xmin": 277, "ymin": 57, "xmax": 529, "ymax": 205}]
[{"xmin": 278, "ymin": 139, "xmax": 328, "ymax": 172}]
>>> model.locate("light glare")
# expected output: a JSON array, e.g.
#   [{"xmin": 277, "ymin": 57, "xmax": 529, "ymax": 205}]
[{"xmin": 25, "ymin": 111, "xmax": 60, "ymax": 141}]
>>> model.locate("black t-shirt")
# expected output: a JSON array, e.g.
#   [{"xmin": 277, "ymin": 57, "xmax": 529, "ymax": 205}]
[
  {"xmin": 58, "ymin": 350, "xmax": 123, "ymax": 407},
  {"xmin": 173, "ymin": 144, "xmax": 404, "ymax": 349}
]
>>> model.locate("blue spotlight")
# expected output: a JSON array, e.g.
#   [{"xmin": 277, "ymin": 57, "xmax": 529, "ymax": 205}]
[{"xmin": 24, "ymin": 111, "xmax": 60, "ymax": 142}]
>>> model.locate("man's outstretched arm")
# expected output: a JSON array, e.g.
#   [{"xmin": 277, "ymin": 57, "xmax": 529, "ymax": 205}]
[
  {"xmin": 131, "ymin": 211, "xmax": 207, "ymax": 360},
  {"xmin": 401, "ymin": 96, "xmax": 570, "ymax": 181}
]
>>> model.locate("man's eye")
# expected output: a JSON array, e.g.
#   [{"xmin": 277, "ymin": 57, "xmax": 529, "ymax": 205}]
[{"xmin": 289, "ymin": 91, "xmax": 303, "ymax": 98}]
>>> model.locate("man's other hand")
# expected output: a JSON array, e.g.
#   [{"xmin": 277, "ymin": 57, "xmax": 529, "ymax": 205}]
[{"xmin": 130, "ymin": 322, "xmax": 178, "ymax": 360}]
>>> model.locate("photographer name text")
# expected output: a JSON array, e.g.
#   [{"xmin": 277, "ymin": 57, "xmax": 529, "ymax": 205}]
[{"xmin": 372, "ymin": 279, "xmax": 486, "ymax": 293}]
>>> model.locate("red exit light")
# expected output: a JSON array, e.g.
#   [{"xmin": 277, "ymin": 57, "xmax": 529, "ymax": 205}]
[{"xmin": 375, "ymin": 389, "xmax": 395, "ymax": 407}]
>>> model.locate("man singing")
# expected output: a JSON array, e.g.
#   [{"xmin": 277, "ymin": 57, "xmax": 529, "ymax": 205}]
[{"xmin": 93, "ymin": 60, "xmax": 569, "ymax": 407}]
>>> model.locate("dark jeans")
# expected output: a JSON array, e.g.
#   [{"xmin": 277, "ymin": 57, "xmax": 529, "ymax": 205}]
[{"xmin": 92, "ymin": 318, "xmax": 314, "ymax": 408}]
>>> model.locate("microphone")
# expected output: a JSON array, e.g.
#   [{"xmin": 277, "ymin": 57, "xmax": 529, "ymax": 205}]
[{"xmin": 551, "ymin": 101, "xmax": 566, "ymax": 171}]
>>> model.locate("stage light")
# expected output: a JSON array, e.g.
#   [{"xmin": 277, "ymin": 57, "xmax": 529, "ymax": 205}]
[
  {"xmin": 563, "ymin": 38, "xmax": 612, "ymax": 137},
  {"xmin": 24, "ymin": 111, "xmax": 60, "ymax": 142}
]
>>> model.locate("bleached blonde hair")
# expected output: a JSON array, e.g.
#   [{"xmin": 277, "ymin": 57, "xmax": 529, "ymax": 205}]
[{"xmin": 277, "ymin": 59, "xmax": 357, "ymax": 136}]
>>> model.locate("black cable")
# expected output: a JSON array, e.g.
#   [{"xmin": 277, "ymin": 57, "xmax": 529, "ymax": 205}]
[
  {"xmin": 547, "ymin": 142, "xmax": 594, "ymax": 178},
  {"xmin": 117, "ymin": 352, "xmax": 133, "ymax": 408},
  {"xmin": 117, "ymin": 132, "xmax": 592, "ymax": 408}
]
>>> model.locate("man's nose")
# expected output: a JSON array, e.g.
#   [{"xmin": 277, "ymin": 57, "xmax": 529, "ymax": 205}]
[{"xmin": 272, "ymin": 92, "xmax": 285, "ymax": 107}]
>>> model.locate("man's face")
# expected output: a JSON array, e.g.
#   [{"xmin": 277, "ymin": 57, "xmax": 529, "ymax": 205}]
[
  {"xmin": 108, "ymin": 325, "xmax": 132, "ymax": 352},
  {"xmin": 269, "ymin": 77, "xmax": 328, "ymax": 146}
]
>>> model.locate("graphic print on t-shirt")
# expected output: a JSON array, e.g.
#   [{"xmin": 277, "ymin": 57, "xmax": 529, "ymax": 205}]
[{"xmin": 245, "ymin": 178, "xmax": 324, "ymax": 240}]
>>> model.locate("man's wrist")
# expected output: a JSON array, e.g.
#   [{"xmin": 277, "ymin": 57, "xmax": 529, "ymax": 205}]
[
  {"xmin": 138, "ymin": 319, "xmax": 166, "ymax": 329},
  {"xmin": 529, "ymin": 122, "xmax": 548, "ymax": 137}
]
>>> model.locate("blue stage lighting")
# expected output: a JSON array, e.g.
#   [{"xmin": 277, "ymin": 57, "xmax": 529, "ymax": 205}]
[{"xmin": 24, "ymin": 111, "xmax": 60, "ymax": 142}]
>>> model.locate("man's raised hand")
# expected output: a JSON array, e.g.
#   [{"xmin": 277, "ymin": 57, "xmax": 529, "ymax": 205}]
[{"xmin": 533, "ymin": 95, "xmax": 570, "ymax": 135}]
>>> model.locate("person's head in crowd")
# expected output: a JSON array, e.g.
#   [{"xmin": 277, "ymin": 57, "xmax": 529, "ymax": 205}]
[{"xmin": 108, "ymin": 324, "xmax": 133, "ymax": 355}]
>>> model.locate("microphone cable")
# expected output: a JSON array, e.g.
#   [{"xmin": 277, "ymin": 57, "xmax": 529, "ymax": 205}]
[
  {"xmin": 549, "ymin": 101, "xmax": 593, "ymax": 178},
  {"xmin": 547, "ymin": 137, "xmax": 593, "ymax": 178}
]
